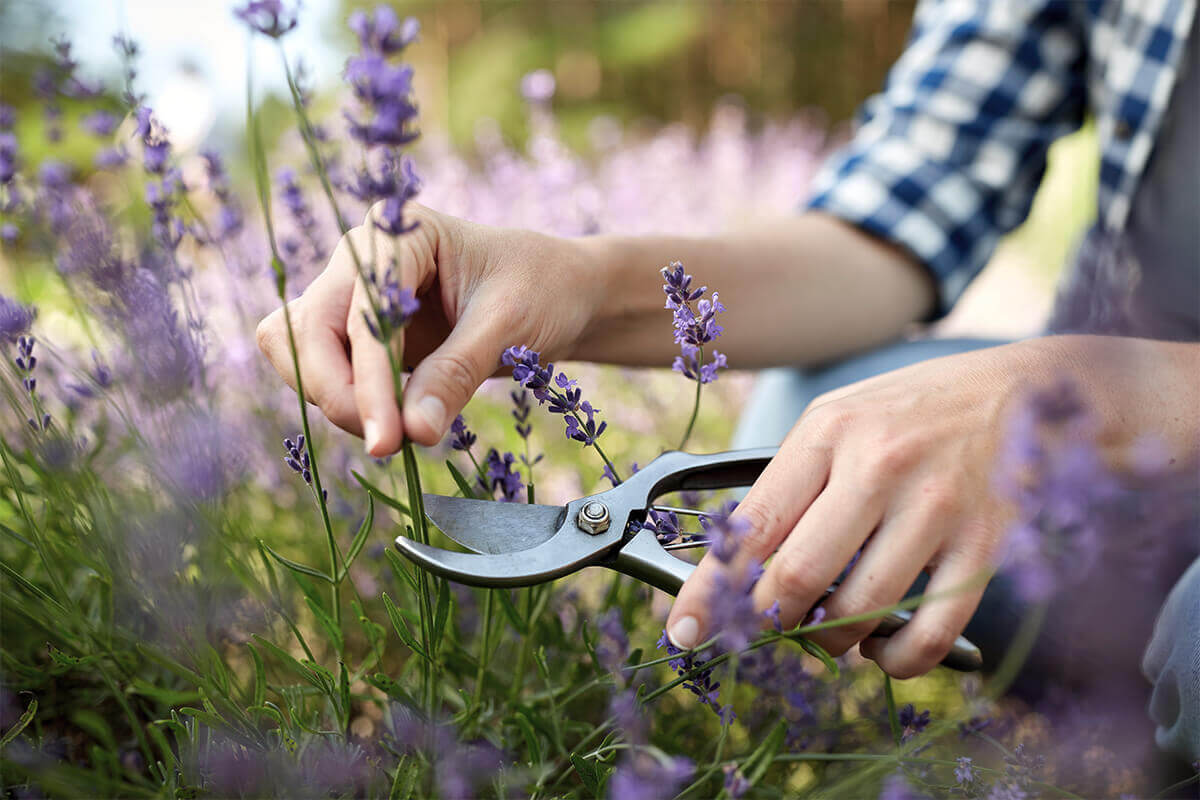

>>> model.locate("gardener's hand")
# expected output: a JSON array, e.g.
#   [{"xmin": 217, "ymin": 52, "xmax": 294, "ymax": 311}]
[
  {"xmin": 666, "ymin": 338, "xmax": 1062, "ymax": 678},
  {"xmin": 256, "ymin": 204, "xmax": 597, "ymax": 455}
]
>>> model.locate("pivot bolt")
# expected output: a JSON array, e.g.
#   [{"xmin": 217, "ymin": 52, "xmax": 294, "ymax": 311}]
[{"xmin": 577, "ymin": 501, "xmax": 611, "ymax": 535}]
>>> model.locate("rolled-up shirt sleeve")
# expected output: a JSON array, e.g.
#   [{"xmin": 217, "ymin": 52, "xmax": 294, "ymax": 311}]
[{"xmin": 806, "ymin": 0, "xmax": 1088, "ymax": 316}]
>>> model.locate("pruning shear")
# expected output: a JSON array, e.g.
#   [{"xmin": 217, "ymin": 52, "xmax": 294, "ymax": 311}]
[{"xmin": 393, "ymin": 447, "xmax": 983, "ymax": 672}]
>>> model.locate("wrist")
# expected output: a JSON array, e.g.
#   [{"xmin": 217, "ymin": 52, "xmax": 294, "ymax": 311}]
[
  {"xmin": 1015, "ymin": 335, "xmax": 1200, "ymax": 465},
  {"xmin": 564, "ymin": 233, "xmax": 671, "ymax": 364}
]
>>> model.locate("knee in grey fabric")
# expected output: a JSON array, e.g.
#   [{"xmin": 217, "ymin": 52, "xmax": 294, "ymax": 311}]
[{"xmin": 1143, "ymin": 557, "xmax": 1200, "ymax": 762}]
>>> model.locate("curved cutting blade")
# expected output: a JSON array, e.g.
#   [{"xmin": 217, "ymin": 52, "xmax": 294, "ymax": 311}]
[{"xmin": 422, "ymin": 494, "xmax": 566, "ymax": 555}]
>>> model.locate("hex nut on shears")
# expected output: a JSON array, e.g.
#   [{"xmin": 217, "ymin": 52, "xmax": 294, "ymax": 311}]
[{"xmin": 577, "ymin": 501, "xmax": 611, "ymax": 535}]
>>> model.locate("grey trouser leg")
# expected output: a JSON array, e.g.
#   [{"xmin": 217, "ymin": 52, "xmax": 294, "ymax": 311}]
[{"xmin": 1144, "ymin": 557, "xmax": 1200, "ymax": 762}]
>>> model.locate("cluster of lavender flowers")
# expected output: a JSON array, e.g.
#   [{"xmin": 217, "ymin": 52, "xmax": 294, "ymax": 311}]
[
  {"xmin": 502, "ymin": 345, "xmax": 611, "ymax": 450},
  {"xmin": 663, "ymin": 261, "xmax": 727, "ymax": 385}
]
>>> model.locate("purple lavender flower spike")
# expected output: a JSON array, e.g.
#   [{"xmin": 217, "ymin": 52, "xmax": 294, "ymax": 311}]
[
  {"xmin": 656, "ymin": 629, "xmax": 731, "ymax": 722},
  {"xmin": 0, "ymin": 104, "xmax": 14, "ymax": 131},
  {"xmin": 343, "ymin": 35, "xmax": 420, "ymax": 150},
  {"xmin": 877, "ymin": 773, "xmax": 930, "ymax": 800},
  {"xmin": 765, "ymin": 599, "xmax": 782, "ymax": 631},
  {"xmin": 0, "ymin": 223, "xmax": 17, "ymax": 244},
  {"xmin": 642, "ymin": 508, "xmax": 682, "ymax": 543},
  {"xmin": 502, "ymin": 345, "xmax": 554, "ymax": 402},
  {"xmin": 448, "ymin": 415, "xmax": 476, "ymax": 451},
  {"xmin": 897, "ymin": 704, "xmax": 931, "ymax": 741},
  {"xmin": 0, "ymin": 132, "xmax": 17, "ymax": 184},
  {"xmin": 133, "ymin": 107, "xmax": 171, "ymax": 174},
  {"xmin": 594, "ymin": 608, "xmax": 628, "ymax": 672},
  {"xmin": 722, "ymin": 765, "xmax": 751, "ymax": 799},
  {"xmin": 234, "ymin": 0, "xmax": 299, "ymax": 38},
  {"xmin": 364, "ymin": 268, "xmax": 420, "ymax": 340},
  {"xmin": 663, "ymin": 261, "xmax": 728, "ymax": 396},
  {"xmin": 349, "ymin": 7, "xmax": 419, "ymax": 55},
  {"xmin": 0, "ymin": 295, "xmax": 36, "ymax": 341},
  {"xmin": 364, "ymin": 155, "xmax": 421, "ymax": 235},
  {"xmin": 283, "ymin": 435, "xmax": 313, "ymax": 485},
  {"xmin": 954, "ymin": 756, "xmax": 976, "ymax": 786},
  {"xmin": 609, "ymin": 752, "xmax": 694, "ymax": 800},
  {"xmin": 564, "ymin": 401, "xmax": 607, "ymax": 445},
  {"xmin": 94, "ymin": 146, "xmax": 129, "ymax": 170},
  {"xmin": 480, "ymin": 448, "xmax": 524, "ymax": 502},
  {"xmin": 699, "ymin": 504, "xmax": 749, "ymax": 564},
  {"xmin": 511, "ymin": 389, "xmax": 533, "ymax": 439},
  {"xmin": 202, "ymin": 150, "xmax": 243, "ymax": 241},
  {"xmin": 81, "ymin": 110, "xmax": 120, "ymax": 137}
]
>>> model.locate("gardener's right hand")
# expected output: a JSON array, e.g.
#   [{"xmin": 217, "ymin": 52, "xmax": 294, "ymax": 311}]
[{"xmin": 256, "ymin": 204, "xmax": 598, "ymax": 456}]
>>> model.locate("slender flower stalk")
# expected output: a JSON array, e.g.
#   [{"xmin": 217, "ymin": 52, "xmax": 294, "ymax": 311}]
[{"xmin": 662, "ymin": 262, "xmax": 726, "ymax": 450}]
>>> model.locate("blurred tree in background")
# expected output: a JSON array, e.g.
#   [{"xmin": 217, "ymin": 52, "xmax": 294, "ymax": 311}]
[{"xmin": 340, "ymin": 0, "xmax": 917, "ymax": 150}]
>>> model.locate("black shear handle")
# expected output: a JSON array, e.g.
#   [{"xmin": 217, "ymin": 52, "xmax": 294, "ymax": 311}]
[
  {"xmin": 631, "ymin": 447, "xmax": 778, "ymax": 501},
  {"xmin": 612, "ymin": 533, "xmax": 982, "ymax": 672},
  {"xmin": 609, "ymin": 467, "xmax": 984, "ymax": 673}
]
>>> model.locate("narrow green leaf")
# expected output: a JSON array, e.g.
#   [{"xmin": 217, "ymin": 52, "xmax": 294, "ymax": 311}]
[
  {"xmin": 305, "ymin": 596, "xmax": 345, "ymax": 652},
  {"xmin": 338, "ymin": 661, "xmax": 351, "ymax": 721},
  {"xmin": 444, "ymin": 460, "xmax": 479, "ymax": 500},
  {"xmin": 496, "ymin": 590, "xmax": 527, "ymax": 635},
  {"xmin": 251, "ymin": 635, "xmax": 324, "ymax": 690},
  {"xmin": 366, "ymin": 674, "xmax": 421, "ymax": 712},
  {"xmin": 512, "ymin": 712, "xmax": 542, "ymax": 764},
  {"xmin": 247, "ymin": 704, "xmax": 286, "ymax": 729},
  {"xmin": 248, "ymin": 644, "xmax": 266, "ymax": 708},
  {"xmin": 389, "ymin": 755, "xmax": 421, "ymax": 800},
  {"xmin": 742, "ymin": 719, "xmax": 788, "ymax": 785},
  {"xmin": 340, "ymin": 496, "xmax": 375, "ymax": 579},
  {"xmin": 0, "ymin": 520, "xmax": 33, "ymax": 548},
  {"xmin": 884, "ymin": 674, "xmax": 902, "ymax": 748},
  {"xmin": 382, "ymin": 593, "xmax": 427, "ymax": 658},
  {"xmin": 799, "ymin": 637, "xmax": 840, "ymax": 677},
  {"xmin": 0, "ymin": 697, "xmax": 36, "ymax": 750},
  {"xmin": 352, "ymin": 471, "xmax": 410, "ymax": 516},
  {"xmin": 178, "ymin": 707, "xmax": 224, "ymax": 728},
  {"xmin": 570, "ymin": 753, "xmax": 602, "ymax": 798},
  {"xmin": 0, "ymin": 563, "xmax": 63, "ymax": 612},
  {"xmin": 432, "ymin": 578, "xmax": 451, "ymax": 650},
  {"xmin": 136, "ymin": 644, "xmax": 204, "ymax": 685},
  {"xmin": 385, "ymin": 549, "xmax": 420, "ymax": 593},
  {"xmin": 259, "ymin": 540, "xmax": 334, "ymax": 583}
]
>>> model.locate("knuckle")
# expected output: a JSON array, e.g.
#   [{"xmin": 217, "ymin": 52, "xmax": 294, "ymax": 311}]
[
  {"xmin": 425, "ymin": 350, "xmax": 479, "ymax": 403},
  {"xmin": 771, "ymin": 547, "xmax": 822, "ymax": 601},
  {"xmin": 735, "ymin": 501, "xmax": 783, "ymax": 552},
  {"xmin": 866, "ymin": 436, "xmax": 920, "ymax": 480},
  {"xmin": 918, "ymin": 481, "xmax": 959, "ymax": 519},
  {"xmin": 801, "ymin": 402, "xmax": 850, "ymax": 440},
  {"xmin": 898, "ymin": 620, "xmax": 958, "ymax": 676},
  {"xmin": 256, "ymin": 310, "xmax": 284, "ymax": 356}
]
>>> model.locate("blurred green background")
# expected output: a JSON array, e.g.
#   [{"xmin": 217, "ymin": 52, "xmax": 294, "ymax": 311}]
[{"xmin": 1, "ymin": 0, "xmax": 1095, "ymax": 320}]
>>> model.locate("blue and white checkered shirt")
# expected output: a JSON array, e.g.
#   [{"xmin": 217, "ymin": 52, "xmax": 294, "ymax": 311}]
[{"xmin": 806, "ymin": 0, "xmax": 1197, "ymax": 315}]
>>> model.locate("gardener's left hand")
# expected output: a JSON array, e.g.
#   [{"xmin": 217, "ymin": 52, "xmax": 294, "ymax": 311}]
[{"xmin": 665, "ymin": 335, "xmax": 1197, "ymax": 678}]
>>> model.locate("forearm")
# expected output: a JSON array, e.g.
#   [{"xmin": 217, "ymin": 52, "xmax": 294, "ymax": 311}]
[{"xmin": 569, "ymin": 211, "xmax": 936, "ymax": 368}]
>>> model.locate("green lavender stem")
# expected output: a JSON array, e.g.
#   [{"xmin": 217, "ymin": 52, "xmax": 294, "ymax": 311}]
[
  {"xmin": 677, "ymin": 346, "xmax": 704, "ymax": 451},
  {"xmin": 246, "ymin": 63, "xmax": 343, "ymax": 633}
]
